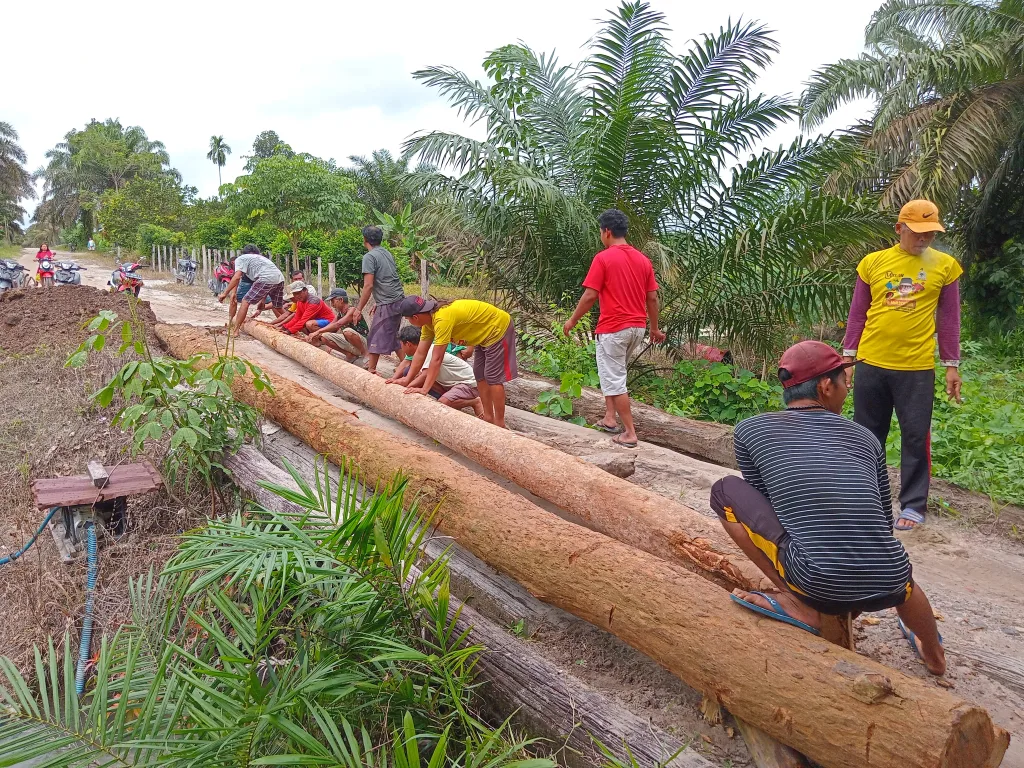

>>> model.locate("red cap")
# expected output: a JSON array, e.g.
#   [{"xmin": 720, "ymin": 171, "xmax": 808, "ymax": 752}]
[{"xmin": 777, "ymin": 341, "xmax": 854, "ymax": 388}]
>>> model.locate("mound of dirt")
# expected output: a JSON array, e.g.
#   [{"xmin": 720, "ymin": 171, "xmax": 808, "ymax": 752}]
[{"xmin": 0, "ymin": 286, "xmax": 158, "ymax": 352}]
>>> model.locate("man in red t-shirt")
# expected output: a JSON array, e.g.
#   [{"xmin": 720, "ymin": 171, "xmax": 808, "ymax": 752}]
[
  {"xmin": 279, "ymin": 282, "xmax": 336, "ymax": 335},
  {"xmin": 563, "ymin": 209, "xmax": 665, "ymax": 447}
]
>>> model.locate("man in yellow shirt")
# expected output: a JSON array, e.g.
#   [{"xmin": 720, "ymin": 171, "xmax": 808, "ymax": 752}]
[
  {"xmin": 389, "ymin": 296, "xmax": 517, "ymax": 428},
  {"xmin": 841, "ymin": 200, "xmax": 964, "ymax": 530}
]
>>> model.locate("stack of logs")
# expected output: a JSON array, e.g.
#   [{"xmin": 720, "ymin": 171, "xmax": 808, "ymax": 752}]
[{"xmin": 155, "ymin": 323, "xmax": 1010, "ymax": 768}]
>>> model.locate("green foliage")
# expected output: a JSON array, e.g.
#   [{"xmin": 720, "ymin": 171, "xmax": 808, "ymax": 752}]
[
  {"xmin": 0, "ymin": 121, "xmax": 33, "ymax": 242},
  {"xmin": 244, "ymin": 129, "xmax": 294, "ymax": 172},
  {"xmin": 639, "ymin": 361, "xmax": 781, "ymax": 425},
  {"xmin": 65, "ymin": 303, "xmax": 272, "ymax": 492},
  {"xmin": 137, "ymin": 223, "xmax": 185, "ymax": 251},
  {"xmin": 0, "ymin": 465, "xmax": 555, "ymax": 766},
  {"xmin": 230, "ymin": 221, "xmax": 280, "ymax": 252},
  {"xmin": 324, "ymin": 225, "xmax": 370, "ymax": 287},
  {"xmin": 535, "ymin": 372, "xmax": 587, "ymax": 425},
  {"xmin": 191, "ymin": 215, "xmax": 235, "ymax": 248},
  {"xmin": 224, "ymin": 153, "xmax": 362, "ymax": 259},
  {"xmin": 206, "ymin": 135, "xmax": 232, "ymax": 190},
  {"xmin": 99, "ymin": 175, "xmax": 186, "ymax": 248},
  {"xmin": 60, "ymin": 221, "xmax": 87, "ymax": 249},
  {"xmin": 407, "ymin": 1, "xmax": 890, "ymax": 359}
]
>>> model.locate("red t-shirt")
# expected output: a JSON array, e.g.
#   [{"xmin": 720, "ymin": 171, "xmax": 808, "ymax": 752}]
[
  {"xmin": 582, "ymin": 244, "xmax": 659, "ymax": 334},
  {"xmin": 284, "ymin": 297, "xmax": 335, "ymax": 334}
]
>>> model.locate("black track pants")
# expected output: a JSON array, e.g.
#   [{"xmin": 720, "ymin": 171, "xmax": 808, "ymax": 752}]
[{"xmin": 852, "ymin": 362, "xmax": 934, "ymax": 514}]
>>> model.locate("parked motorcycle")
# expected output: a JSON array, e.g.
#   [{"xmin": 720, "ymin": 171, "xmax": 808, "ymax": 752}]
[
  {"xmin": 36, "ymin": 257, "xmax": 56, "ymax": 288},
  {"xmin": 0, "ymin": 260, "xmax": 28, "ymax": 293},
  {"xmin": 55, "ymin": 260, "xmax": 86, "ymax": 286},
  {"xmin": 109, "ymin": 261, "xmax": 144, "ymax": 297},
  {"xmin": 175, "ymin": 255, "xmax": 197, "ymax": 286},
  {"xmin": 209, "ymin": 261, "xmax": 234, "ymax": 295}
]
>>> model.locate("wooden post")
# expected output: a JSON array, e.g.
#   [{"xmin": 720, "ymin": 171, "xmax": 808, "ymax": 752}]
[
  {"xmin": 151, "ymin": 244, "xmax": 156, "ymax": 270},
  {"xmin": 420, "ymin": 254, "xmax": 428, "ymax": 297},
  {"xmin": 328, "ymin": 262, "xmax": 336, "ymax": 291},
  {"xmin": 317, "ymin": 257, "xmax": 323, "ymax": 296},
  {"xmin": 116, "ymin": 245, "xmax": 121, "ymax": 263}
]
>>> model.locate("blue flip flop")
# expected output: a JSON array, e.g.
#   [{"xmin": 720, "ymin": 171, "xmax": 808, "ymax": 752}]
[
  {"xmin": 898, "ymin": 617, "xmax": 943, "ymax": 660},
  {"xmin": 730, "ymin": 591, "xmax": 821, "ymax": 636},
  {"xmin": 895, "ymin": 508, "xmax": 925, "ymax": 531}
]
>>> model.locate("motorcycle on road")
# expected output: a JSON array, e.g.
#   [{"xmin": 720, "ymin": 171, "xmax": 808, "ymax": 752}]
[
  {"xmin": 175, "ymin": 255, "xmax": 197, "ymax": 286},
  {"xmin": 109, "ymin": 261, "xmax": 144, "ymax": 297},
  {"xmin": 55, "ymin": 260, "xmax": 86, "ymax": 286},
  {"xmin": 209, "ymin": 261, "xmax": 234, "ymax": 295},
  {"xmin": 36, "ymin": 257, "xmax": 56, "ymax": 288},
  {"xmin": 0, "ymin": 260, "xmax": 28, "ymax": 293}
]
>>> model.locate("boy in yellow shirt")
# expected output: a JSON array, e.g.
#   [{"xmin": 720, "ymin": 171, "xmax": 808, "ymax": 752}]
[
  {"xmin": 841, "ymin": 200, "xmax": 963, "ymax": 530},
  {"xmin": 388, "ymin": 296, "xmax": 517, "ymax": 428}
]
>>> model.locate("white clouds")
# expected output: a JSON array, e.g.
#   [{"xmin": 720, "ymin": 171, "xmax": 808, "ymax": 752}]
[{"xmin": 8, "ymin": 0, "xmax": 878, "ymax": 210}]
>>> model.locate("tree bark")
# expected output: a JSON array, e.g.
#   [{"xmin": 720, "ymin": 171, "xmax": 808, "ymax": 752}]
[
  {"xmin": 222, "ymin": 444, "xmax": 710, "ymax": 768},
  {"xmin": 242, "ymin": 321, "xmax": 766, "ymax": 592},
  {"xmin": 503, "ymin": 376, "xmax": 738, "ymax": 468},
  {"xmin": 156, "ymin": 323, "xmax": 1009, "ymax": 768}
]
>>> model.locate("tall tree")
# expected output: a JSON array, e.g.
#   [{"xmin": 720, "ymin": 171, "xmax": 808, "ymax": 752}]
[
  {"xmin": 224, "ymin": 154, "xmax": 361, "ymax": 263},
  {"xmin": 0, "ymin": 122, "xmax": 34, "ymax": 244},
  {"xmin": 206, "ymin": 135, "xmax": 232, "ymax": 191},
  {"xmin": 406, "ymin": 2, "xmax": 889, "ymax": 357},
  {"xmin": 243, "ymin": 130, "xmax": 294, "ymax": 172},
  {"xmin": 348, "ymin": 149, "xmax": 421, "ymax": 216},
  {"xmin": 801, "ymin": 0, "xmax": 1024, "ymax": 329}
]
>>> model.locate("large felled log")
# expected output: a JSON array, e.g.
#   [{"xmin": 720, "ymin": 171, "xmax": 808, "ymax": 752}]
[
  {"xmin": 503, "ymin": 375, "xmax": 737, "ymax": 468},
  {"xmin": 222, "ymin": 444, "xmax": 710, "ymax": 768},
  {"xmin": 242, "ymin": 321, "xmax": 765, "ymax": 592},
  {"xmin": 158, "ymin": 323, "xmax": 1009, "ymax": 768}
]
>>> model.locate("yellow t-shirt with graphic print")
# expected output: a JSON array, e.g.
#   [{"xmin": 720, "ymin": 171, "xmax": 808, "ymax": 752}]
[
  {"xmin": 419, "ymin": 300, "xmax": 510, "ymax": 348},
  {"xmin": 855, "ymin": 245, "xmax": 963, "ymax": 371}
]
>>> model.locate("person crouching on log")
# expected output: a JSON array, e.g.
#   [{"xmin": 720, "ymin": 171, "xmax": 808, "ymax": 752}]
[
  {"xmin": 389, "ymin": 296, "xmax": 518, "ymax": 429},
  {"xmin": 709, "ymin": 340, "xmax": 946, "ymax": 675}
]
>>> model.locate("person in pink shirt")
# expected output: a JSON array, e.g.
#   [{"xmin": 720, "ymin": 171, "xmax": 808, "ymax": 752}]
[{"xmin": 563, "ymin": 209, "xmax": 665, "ymax": 447}]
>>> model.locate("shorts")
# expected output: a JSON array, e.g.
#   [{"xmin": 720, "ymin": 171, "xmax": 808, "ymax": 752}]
[
  {"xmin": 473, "ymin": 320, "xmax": 518, "ymax": 385},
  {"xmin": 236, "ymin": 279, "xmax": 253, "ymax": 303},
  {"xmin": 709, "ymin": 476, "xmax": 913, "ymax": 615},
  {"xmin": 314, "ymin": 318, "xmax": 330, "ymax": 328},
  {"xmin": 243, "ymin": 280, "xmax": 285, "ymax": 309},
  {"xmin": 323, "ymin": 330, "xmax": 366, "ymax": 357},
  {"xmin": 595, "ymin": 326, "xmax": 645, "ymax": 396},
  {"xmin": 439, "ymin": 382, "xmax": 479, "ymax": 403},
  {"xmin": 366, "ymin": 299, "xmax": 403, "ymax": 355}
]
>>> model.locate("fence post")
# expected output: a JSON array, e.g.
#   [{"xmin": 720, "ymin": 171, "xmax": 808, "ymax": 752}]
[
  {"xmin": 328, "ymin": 262, "xmax": 336, "ymax": 292},
  {"xmin": 420, "ymin": 255, "xmax": 428, "ymax": 298},
  {"xmin": 317, "ymin": 257, "xmax": 323, "ymax": 296}
]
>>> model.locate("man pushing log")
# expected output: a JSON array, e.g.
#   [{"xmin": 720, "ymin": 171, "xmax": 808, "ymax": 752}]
[{"xmin": 711, "ymin": 340, "xmax": 946, "ymax": 675}]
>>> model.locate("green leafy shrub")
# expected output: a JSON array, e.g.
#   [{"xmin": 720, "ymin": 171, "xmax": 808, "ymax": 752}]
[
  {"xmin": 230, "ymin": 221, "xmax": 280, "ymax": 252},
  {"xmin": 191, "ymin": 216, "xmax": 235, "ymax": 248},
  {"xmin": 136, "ymin": 223, "xmax": 185, "ymax": 252},
  {"xmin": 535, "ymin": 371, "xmax": 587, "ymax": 425},
  {"xmin": 323, "ymin": 225, "xmax": 366, "ymax": 287},
  {"xmin": 639, "ymin": 361, "xmax": 781, "ymax": 424}
]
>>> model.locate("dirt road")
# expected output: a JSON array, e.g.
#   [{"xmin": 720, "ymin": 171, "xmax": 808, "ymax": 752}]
[{"xmin": 22, "ymin": 247, "xmax": 1024, "ymax": 765}]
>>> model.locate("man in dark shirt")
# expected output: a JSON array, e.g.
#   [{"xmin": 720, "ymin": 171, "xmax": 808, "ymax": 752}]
[
  {"xmin": 352, "ymin": 225, "xmax": 405, "ymax": 375},
  {"xmin": 709, "ymin": 340, "xmax": 945, "ymax": 675}
]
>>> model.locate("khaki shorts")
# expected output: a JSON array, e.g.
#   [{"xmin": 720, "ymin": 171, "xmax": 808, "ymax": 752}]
[
  {"xmin": 323, "ymin": 330, "xmax": 365, "ymax": 357},
  {"xmin": 595, "ymin": 326, "xmax": 645, "ymax": 396}
]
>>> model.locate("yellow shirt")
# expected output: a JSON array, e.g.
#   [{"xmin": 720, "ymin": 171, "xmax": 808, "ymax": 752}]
[
  {"xmin": 856, "ymin": 245, "xmax": 963, "ymax": 371},
  {"xmin": 420, "ymin": 300, "xmax": 511, "ymax": 348}
]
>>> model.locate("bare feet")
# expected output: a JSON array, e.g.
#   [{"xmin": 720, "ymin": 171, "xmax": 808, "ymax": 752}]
[
  {"xmin": 731, "ymin": 588, "xmax": 822, "ymax": 631},
  {"xmin": 900, "ymin": 621, "xmax": 946, "ymax": 676}
]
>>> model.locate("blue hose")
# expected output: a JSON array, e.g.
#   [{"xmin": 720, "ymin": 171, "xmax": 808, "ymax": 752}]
[
  {"xmin": 75, "ymin": 522, "xmax": 98, "ymax": 696},
  {"xmin": 0, "ymin": 506, "xmax": 60, "ymax": 566}
]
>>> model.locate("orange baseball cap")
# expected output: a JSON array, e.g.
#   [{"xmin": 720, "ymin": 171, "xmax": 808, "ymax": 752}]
[{"xmin": 898, "ymin": 199, "xmax": 945, "ymax": 233}]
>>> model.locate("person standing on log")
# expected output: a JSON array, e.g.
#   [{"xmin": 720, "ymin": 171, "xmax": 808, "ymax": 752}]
[
  {"xmin": 351, "ymin": 225, "xmax": 405, "ymax": 376},
  {"xmin": 219, "ymin": 244, "xmax": 287, "ymax": 330},
  {"xmin": 563, "ymin": 208, "xmax": 666, "ymax": 448},
  {"xmin": 391, "ymin": 296, "xmax": 518, "ymax": 428},
  {"xmin": 842, "ymin": 200, "xmax": 963, "ymax": 530},
  {"xmin": 709, "ymin": 341, "xmax": 946, "ymax": 675}
]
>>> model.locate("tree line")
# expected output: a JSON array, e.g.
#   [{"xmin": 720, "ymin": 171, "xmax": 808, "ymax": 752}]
[{"xmin": 2, "ymin": 0, "xmax": 1022, "ymax": 355}]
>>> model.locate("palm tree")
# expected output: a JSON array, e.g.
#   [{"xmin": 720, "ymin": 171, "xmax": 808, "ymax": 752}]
[
  {"xmin": 207, "ymin": 135, "xmax": 232, "ymax": 191},
  {"xmin": 348, "ymin": 149, "xmax": 421, "ymax": 216},
  {"xmin": 0, "ymin": 121, "xmax": 34, "ymax": 244},
  {"xmin": 800, "ymin": 0, "xmax": 1024, "ymax": 328},
  {"xmin": 406, "ymin": 1, "xmax": 890, "ymax": 359}
]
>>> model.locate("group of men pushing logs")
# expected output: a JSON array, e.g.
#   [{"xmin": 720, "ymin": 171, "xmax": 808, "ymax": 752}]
[{"xmin": 219, "ymin": 200, "xmax": 962, "ymax": 677}]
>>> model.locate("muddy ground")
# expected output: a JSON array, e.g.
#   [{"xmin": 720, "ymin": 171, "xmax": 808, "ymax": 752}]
[{"xmin": 4, "ymin": 247, "xmax": 1023, "ymax": 767}]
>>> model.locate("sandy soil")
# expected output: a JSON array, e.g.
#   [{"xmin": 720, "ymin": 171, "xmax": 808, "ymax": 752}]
[{"xmin": 17, "ymin": 248, "xmax": 1023, "ymax": 766}]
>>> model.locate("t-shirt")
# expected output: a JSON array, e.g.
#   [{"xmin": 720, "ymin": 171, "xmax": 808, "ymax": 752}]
[
  {"xmin": 235, "ymin": 254, "xmax": 284, "ymax": 286},
  {"xmin": 733, "ymin": 410, "xmax": 911, "ymax": 605},
  {"xmin": 361, "ymin": 246, "xmax": 405, "ymax": 305},
  {"xmin": 582, "ymin": 244, "xmax": 659, "ymax": 335},
  {"xmin": 283, "ymin": 296, "xmax": 335, "ymax": 334},
  {"xmin": 419, "ymin": 300, "xmax": 511, "ymax": 348},
  {"xmin": 855, "ymin": 245, "xmax": 963, "ymax": 371},
  {"xmin": 424, "ymin": 346, "xmax": 477, "ymax": 389}
]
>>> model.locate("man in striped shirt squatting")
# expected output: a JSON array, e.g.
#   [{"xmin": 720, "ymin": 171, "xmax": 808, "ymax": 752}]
[{"xmin": 709, "ymin": 341, "xmax": 945, "ymax": 675}]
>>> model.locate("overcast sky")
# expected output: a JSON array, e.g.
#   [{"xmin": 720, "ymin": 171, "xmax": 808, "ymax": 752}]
[{"xmin": 7, "ymin": 0, "xmax": 879, "ymax": 211}]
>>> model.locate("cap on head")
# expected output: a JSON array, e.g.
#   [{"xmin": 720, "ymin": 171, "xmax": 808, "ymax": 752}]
[
  {"xmin": 327, "ymin": 288, "xmax": 349, "ymax": 301},
  {"xmin": 285, "ymin": 280, "xmax": 308, "ymax": 298},
  {"xmin": 777, "ymin": 340, "xmax": 855, "ymax": 388},
  {"xmin": 898, "ymin": 199, "xmax": 945, "ymax": 234},
  {"xmin": 397, "ymin": 295, "xmax": 439, "ymax": 317}
]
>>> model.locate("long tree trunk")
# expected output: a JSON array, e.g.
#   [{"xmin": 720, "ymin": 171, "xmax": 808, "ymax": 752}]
[
  {"xmin": 242, "ymin": 322, "xmax": 766, "ymax": 592},
  {"xmin": 155, "ymin": 323, "xmax": 1010, "ymax": 768}
]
